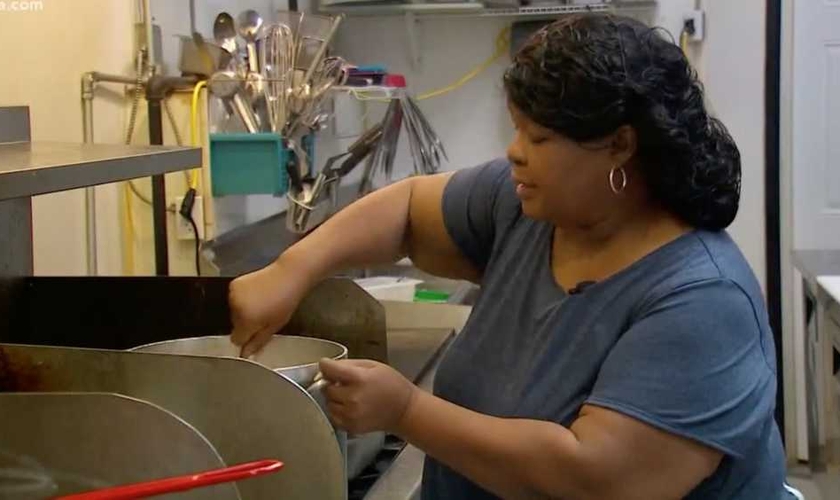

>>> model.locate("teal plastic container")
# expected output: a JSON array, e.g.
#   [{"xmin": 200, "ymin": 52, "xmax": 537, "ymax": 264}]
[{"xmin": 210, "ymin": 133, "xmax": 289, "ymax": 196}]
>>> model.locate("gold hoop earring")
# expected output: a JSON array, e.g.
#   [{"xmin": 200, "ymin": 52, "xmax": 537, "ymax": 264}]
[{"xmin": 609, "ymin": 165, "xmax": 628, "ymax": 195}]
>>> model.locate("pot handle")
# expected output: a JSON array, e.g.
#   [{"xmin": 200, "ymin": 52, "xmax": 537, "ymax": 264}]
[
  {"xmin": 306, "ymin": 376, "xmax": 329, "ymax": 395},
  {"xmin": 306, "ymin": 375, "xmax": 348, "ymax": 462},
  {"xmin": 305, "ymin": 374, "xmax": 329, "ymax": 409}
]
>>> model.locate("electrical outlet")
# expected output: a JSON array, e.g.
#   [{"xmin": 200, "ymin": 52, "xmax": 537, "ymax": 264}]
[
  {"xmin": 683, "ymin": 9, "xmax": 705, "ymax": 42},
  {"xmin": 174, "ymin": 195, "xmax": 204, "ymax": 241}
]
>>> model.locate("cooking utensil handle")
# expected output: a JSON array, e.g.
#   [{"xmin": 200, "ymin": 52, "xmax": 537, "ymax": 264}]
[
  {"xmin": 300, "ymin": 15, "xmax": 344, "ymax": 86},
  {"xmin": 336, "ymin": 124, "xmax": 384, "ymax": 177},
  {"xmin": 232, "ymin": 93, "xmax": 259, "ymax": 133},
  {"xmin": 247, "ymin": 42, "xmax": 260, "ymax": 73},
  {"xmin": 55, "ymin": 460, "xmax": 283, "ymax": 500},
  {"xmin": 348, "ymin": 123, "xmax": 384, "ymax": 156}
]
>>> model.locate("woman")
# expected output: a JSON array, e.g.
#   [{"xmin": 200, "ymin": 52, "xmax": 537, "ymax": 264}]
[{"xmin": 229, "ymin": 14, "xmax": 793, "ymax": 500}]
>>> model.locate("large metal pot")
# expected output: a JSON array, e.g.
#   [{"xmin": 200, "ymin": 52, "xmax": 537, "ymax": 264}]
[
  {"xmin": 131, "ymin": 336, "xmax": 372, "ymax": 478},
  {"xmin": 130, "ymin": 335, "xmax": 347, "ymax": 392}
]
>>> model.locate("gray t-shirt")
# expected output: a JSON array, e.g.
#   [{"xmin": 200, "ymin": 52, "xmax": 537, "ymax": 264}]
[{"xmin": 423, "ymin": 159, "xmax": 789, "ymax": 499}]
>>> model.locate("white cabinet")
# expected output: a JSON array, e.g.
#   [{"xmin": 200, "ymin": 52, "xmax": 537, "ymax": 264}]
[{"xmin": 804, "ymin": 277, "xmax": 840, "ymax": 471}]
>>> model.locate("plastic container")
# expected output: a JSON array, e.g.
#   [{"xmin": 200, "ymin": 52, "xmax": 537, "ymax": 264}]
[
  {"xmin": 210, "ymin": 133, "xmax": 289, "ymax": 196},
  {"xmin": 414, "ymin": 289, "xmax": 451, "ymax": 304},
  {"xmin": 355, "ymin": 277, "xmax": 422, "ymax": 302}
]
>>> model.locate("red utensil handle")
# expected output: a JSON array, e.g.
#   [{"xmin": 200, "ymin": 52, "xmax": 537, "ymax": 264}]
[{"xmin": 55, "ymin": 459, "xmax": 283, "ymax": 500}]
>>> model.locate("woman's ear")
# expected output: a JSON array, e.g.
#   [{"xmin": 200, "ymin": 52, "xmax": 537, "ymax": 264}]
[{"xmin": 610, "ymin": 125, "xmax": 638, "ymax": 165}]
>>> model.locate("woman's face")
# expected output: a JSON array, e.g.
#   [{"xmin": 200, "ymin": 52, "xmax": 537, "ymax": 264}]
[{"xmin": 506, "ymin": 104, "xmax": 633, "ymax": 227}]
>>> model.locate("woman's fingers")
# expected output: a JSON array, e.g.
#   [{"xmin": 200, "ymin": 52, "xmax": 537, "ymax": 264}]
[
  {"xmin": 239, "ymin": 325, "xmax": 276, "ymax": 358},
  {"xmin": 319, "ymin": 358, "xmax": 367, "ymax": 384}
]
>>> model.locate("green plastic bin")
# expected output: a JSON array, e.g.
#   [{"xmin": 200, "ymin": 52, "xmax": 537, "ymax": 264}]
[
  {"xmin": 414, "ymin": 289, "xmax": 451, "ymax": 303},
  {"xmin": 210, "ymin": 133, "xmax": 289, "ymax": 196}
]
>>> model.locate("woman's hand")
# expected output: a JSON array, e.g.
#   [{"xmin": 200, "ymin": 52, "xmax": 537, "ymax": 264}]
[
  {"xmin": 319, "ymin": 359, "xmax": 418, "ymax": 435},
  {"xmin": 229, "ymin": 259, "xmax": 310, "ymax": 357}
]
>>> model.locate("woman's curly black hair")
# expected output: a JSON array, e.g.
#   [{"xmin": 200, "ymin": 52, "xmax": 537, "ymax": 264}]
[{"xmin": 504, "ymin": 14, "xmax": 741, "ymax": 230}]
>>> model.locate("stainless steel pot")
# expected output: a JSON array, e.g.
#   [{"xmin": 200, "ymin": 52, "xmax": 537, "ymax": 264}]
[
  {"xmin": 130, "ymin": 335, "xmax": 347, "ymax": 393},
  {"xmin": 130, "ymin": 336, "xmax": 361, "ymax": 478}
]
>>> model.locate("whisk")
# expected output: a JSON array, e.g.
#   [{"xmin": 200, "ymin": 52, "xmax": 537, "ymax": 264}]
[{"xmin": 261, "ymin": 23, "xmax": 295, "ymax": 132}]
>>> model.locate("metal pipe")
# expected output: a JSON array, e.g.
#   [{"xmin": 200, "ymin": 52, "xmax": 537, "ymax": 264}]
[
  {"xmin": 143, "ymin": 0, "xmax": 155, "ymax": 70},
  {"xmin": 189, "ymin": 0, "xmax": 196, "ymax": 34},
  {"xmin": 89, "ymin": 72, "xmax": 137, "ymax": 86},
  {"xmin": 81, "ymin": 73, "xmax": 98, "ymax": 276},
  {"xmin": 84, "ymin": 192, "xmax": 98, "ymax": 274},
  {"xmin": 147, "ymin": 98, "xmax": 169, "ymax": 276},
  {"xmin": 145, "ymin": 74, "xmax": 198, "ymax": 276},
  {"xmin": 82, "ymin": 69, "xmax": 146, "ymax": 277},
  {"xmin": 81, "ymin": 74, "xmax": 95, "ymax": 140},
  {"xmin": 81, "ymin": 66, "xmax": 194, "ymax": 277}
]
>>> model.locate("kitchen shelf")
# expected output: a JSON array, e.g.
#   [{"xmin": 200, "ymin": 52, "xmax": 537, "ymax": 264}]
[
  {"xmin": 318, "ymin": 1, "xmax": 655, "ymax": 18},
  {"xmin": 333, "ymin": 85, "xmax": 406, "ymax": 100},
  {"xmin": 0, "ymin": 141, "xmax": 202, "ymax": 201},
  {"xmin": 320, "ymin": 1, "xmax": 655, "ymax": 68}
]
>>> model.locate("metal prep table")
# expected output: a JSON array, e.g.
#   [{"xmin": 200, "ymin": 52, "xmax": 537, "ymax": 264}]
[{"xmin": 0, "ymin": 106, "xmax": 201, "ymax": 278}]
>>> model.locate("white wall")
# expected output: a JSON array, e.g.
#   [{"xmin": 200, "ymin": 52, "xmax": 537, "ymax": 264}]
[
  {"xmin": 336, "ymin": 16, "xmax": 512, "ymax": 174},
  {"xmin": 645, "ymin": 0, "xmax": 767, "ymax": 292},
  {"xmin": 0, "ymin": 0, "xmax": 134, "ymax": 276},
  {"xmin": 697, "ymin": 0, "xmax": 767, "ymax": 292},
  {"xmin": 0, "ymin": 0, "xmax": 290, "ymax": 276}
]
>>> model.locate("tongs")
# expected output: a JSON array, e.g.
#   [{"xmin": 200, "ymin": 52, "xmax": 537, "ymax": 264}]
[
  {"xmin": 55, "ymin": 459, "xmax": 284, "ymax": 500},
  {"xmin": 358, "ymin": 95, "xmax": 446, "ymax": 195},
  {"xmin": 308, "ymin": 122, "xmax": 385, "ymax": 206},
  {"xmin": 288, "ymin": 122, "xmax": 384, "ymax": 233},
  {"xmin": 322, "ymin": 122, "xmax": 385, "ymax": 183}
]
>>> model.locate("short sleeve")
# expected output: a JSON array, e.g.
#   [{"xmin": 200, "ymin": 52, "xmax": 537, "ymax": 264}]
[
  {"xmin": 441, "ymin": 159, "xmax": 512, "ymax": 272},
  {"xmin": 586, "ymin": 279, "xmax": 777, "ymax": 458}
]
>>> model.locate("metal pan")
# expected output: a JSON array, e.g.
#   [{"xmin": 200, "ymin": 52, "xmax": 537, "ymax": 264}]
[{"xmin": 130, "ymin": 335, "xmax": 347, "ymax": 391}]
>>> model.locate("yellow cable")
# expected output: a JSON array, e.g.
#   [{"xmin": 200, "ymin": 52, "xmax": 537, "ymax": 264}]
[
  {"xmin": 347, "ymin": 26, "xmax": 511, "ymax": 103},
  {"xmin": 417, "ymin": 26, "xmax": 511, "ymax": 101},
  {"xmin": 680, "ymin": 29, "xmax": 690, "ymax": 56},
  {"xmin": 122, "ymin": 81, "xmax": 205, "ymax": 274},
  {"xmin": 189, "ymin": 80, "xmax": 207, "ymax": 190},
  {"xmin": 122, "ymin": 183, "xmax": 135, "ymax": 275}
]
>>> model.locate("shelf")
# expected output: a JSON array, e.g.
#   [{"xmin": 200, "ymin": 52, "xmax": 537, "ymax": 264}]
[
  {"xmin": 320, "ymin": 2, "xmax": 484, "ymax": 16},
  {"xmin": 318, "ymin": 1, "xmax": 655, "ymax": 18},
  {"xmin": 333, "ymin": 85, "xmax": 406, "ymax": 100},
  {"xmin": 0, "ymin": 141, "xmax": 202, "ymax": 201}
]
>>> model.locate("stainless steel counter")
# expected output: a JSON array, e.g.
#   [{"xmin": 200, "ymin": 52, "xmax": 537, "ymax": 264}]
[
  {"xmin": 794, "ymin": 249, "xmax": 840, "ymax": 283},
  {"xmin": 795, "ymin": 250, "xmax": 840, "ymax": 472},
  {"xmin": 0, "ymin": 105, "xmax": 202, "ymax": 276},
  {"xmin": 0, "ymin": 141, "xmax": 201, "ymax": 201},
  {"xmin": 203, "ymin": 183, "xmax": 364, "ymax": 276},
  {"xmin": 363, "ymin": 441, "xmax": 426, "ymax": 500},
  {"xmin": 387, "ymin": 328, "xmax": 454, "ymax": 384}
]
